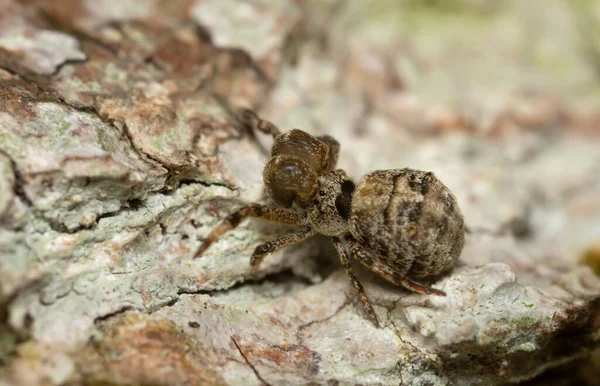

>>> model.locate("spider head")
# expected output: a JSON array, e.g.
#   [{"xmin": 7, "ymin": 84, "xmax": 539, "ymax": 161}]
[
  {"xmin": 263, "ymin": 129, "xmax": 338, "ymax": 208},
  {"xmin": 306, "ymin": 170, "xmax": 355, "ymax": 236}
]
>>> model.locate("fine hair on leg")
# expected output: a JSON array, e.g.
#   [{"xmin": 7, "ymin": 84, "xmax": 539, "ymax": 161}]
[
  {"xmin": 250, "ymin": 227, "xmax": 316, "ymax": 272},
  {"xmin": 316, "ymin": 134, "xmax": 340, "ymax": 169},
  {"xmin": 347, "ymin": 236, "xmax": 445, "ymax": 296},
  {"xmin": 331, "ymin": 237, "xmax": 379, "ymax": 327},
  {"xmin": 195, "ymin": 204, "xmax": 306, "ymax": 257},
  {"xmin": 213, "ymin": 93, "xmax": 280, "ymax": 138}
]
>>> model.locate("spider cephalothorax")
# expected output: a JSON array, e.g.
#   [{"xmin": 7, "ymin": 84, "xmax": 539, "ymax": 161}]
[
  {"xmin": 195, "ymin": 104, "xmax": 465, "ymax": 327},
  {"xmin": 263, "ymin": 129, "xmax": 339, "ymax": 208}
]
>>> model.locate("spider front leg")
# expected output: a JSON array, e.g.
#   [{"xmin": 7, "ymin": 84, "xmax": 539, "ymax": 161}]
[
  {"xmin": 195, "ymin": 203, "xmax": 306, "ymax": 257},
  {"xmin": 238, "ymin": 108, "xmax": 281, "ymax": 138},
  {"xmin": 347, "ymin": 237, "xmax": 446, "ymax": 296},
  {"xmin": 331, "ymin": 237, "xmax": 379, "ymax": 327},
  {"xmin": 213, "ymin": 93, "xmax": 281, "ymax": 138},
  {"xmin": 316, "ymin": 134, "xmax": 340, "ymax": 170},
  {"xmin": 250, "ymin": 227, "xmax": 316, "ymax": 273}
]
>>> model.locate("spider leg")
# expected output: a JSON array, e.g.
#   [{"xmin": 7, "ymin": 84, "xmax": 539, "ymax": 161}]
[
  {"xmin": 316, "ymin": 134, "xmax": 340, "ymax": 170},
  {"xmin": 238, "ymin": 108, "xmax": 281, "ymax": 138},
  {"xmin": 250, "ymin": 227, "xmax": 316, "ymax": 272},
  {"xmin": 195, "ymin": 204, "xmax": 306, "ymax": 258},
  {"xmin": 347, "ymin": 236, "xmax": 446, "ymax": 296},
  {"xmin": 213, "ymin": 93, "xmax": 280, "ymax": 138},
  {"xmin": 331, "ymin": 237, "xmax": 379, "ymax": 327}
]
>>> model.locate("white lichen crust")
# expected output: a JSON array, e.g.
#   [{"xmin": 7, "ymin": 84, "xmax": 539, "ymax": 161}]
[{"xmin": 1, "ymin": 1, "xmax": 600, "ymax": 385}]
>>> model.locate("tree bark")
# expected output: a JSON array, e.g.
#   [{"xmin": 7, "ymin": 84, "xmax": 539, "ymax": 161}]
[{"xmin": 1, "ymin": 1, "xmax": 600, "ymax": 385}]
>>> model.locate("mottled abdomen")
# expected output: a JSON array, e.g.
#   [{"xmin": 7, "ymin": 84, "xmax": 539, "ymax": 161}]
[{"xmin": 349, "ymin": 169, "xmax": 464, "ymax": 279}]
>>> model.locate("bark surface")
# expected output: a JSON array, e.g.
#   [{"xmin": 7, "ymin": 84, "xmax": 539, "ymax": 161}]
[{"xmin": 1, "ymin": 1, "xmax": 600, "ymax": 385}]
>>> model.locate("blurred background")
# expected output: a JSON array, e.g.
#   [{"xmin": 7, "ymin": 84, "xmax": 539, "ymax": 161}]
[{"xmin": 1, "ymin": 0, "xmax": 600, "ymax": 384}]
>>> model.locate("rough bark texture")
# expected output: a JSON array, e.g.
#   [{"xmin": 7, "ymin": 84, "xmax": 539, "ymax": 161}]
[{"xmin": 1, "ymin": 1, "xmax": 600, "ymax": 385}]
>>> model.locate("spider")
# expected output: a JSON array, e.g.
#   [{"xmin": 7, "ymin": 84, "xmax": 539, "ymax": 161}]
[{"xmin": 195, "ymin": 101, "xmax": 465, "ymax": 327}]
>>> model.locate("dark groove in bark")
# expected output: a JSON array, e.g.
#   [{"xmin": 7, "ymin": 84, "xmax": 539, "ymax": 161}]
[{"xmin": 231, "ymin": 336, "xmax": 272, "ymax": 386}]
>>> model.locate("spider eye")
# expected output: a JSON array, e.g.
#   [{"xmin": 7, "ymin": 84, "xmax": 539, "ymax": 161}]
[{"xmin": 319, "ymin": 190, "xmax": 325, "ymax": 196}]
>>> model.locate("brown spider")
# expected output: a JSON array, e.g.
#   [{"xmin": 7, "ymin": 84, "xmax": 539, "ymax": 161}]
[{"xmin": 195, "ymin": 102, "xmax": 465, "ymax": 327}]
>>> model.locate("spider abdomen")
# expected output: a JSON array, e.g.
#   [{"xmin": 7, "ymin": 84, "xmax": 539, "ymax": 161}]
[{"xmin": 349, "ymin": 169, "xmax": 465, "ymax": 279}]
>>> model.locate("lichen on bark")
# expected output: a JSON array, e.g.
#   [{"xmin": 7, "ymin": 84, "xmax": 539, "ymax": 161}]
[{"xmin": 1, "ymin": 1, "xmax": 600, "ymax": 385}]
